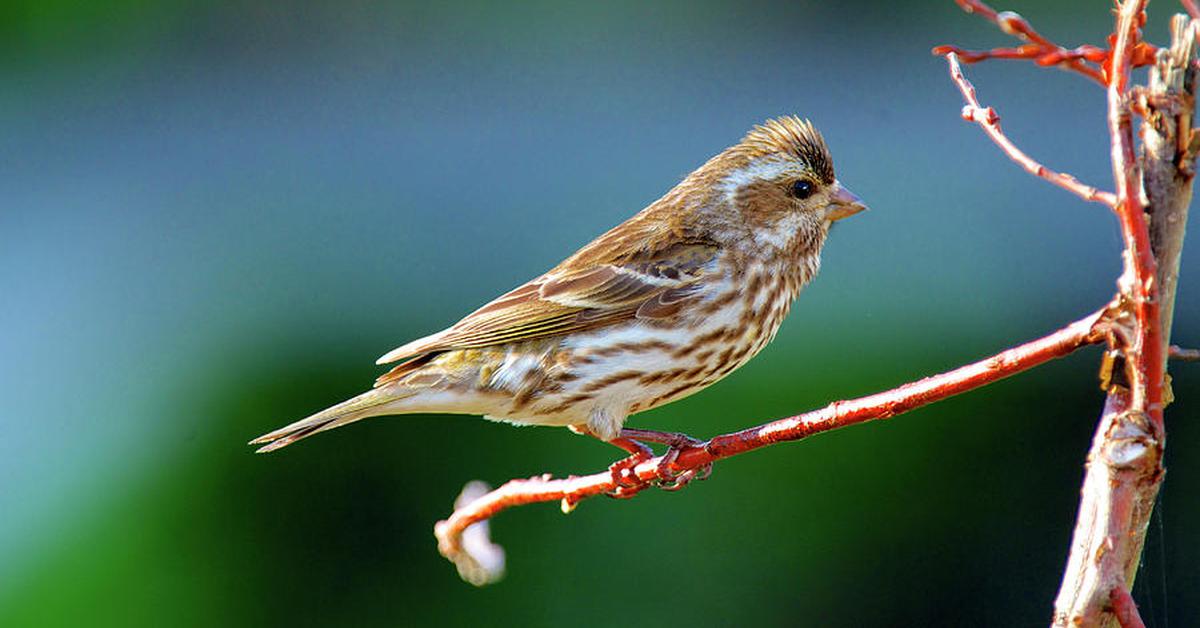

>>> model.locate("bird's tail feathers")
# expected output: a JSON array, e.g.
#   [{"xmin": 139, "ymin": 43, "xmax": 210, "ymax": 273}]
[{"xmin": 249, "ymin": 387, "xmax": 413, "ymax": 453}]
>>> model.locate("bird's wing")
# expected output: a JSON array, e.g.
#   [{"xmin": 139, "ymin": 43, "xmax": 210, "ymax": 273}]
[{"xmin": 373, "ymin": 240, "xmax": 718, "ymax": 385}]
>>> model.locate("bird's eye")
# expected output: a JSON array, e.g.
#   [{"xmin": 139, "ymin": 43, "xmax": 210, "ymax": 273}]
[{"xmin": 790, "ymin": 180, "xmax": 815, "ymax": 199}]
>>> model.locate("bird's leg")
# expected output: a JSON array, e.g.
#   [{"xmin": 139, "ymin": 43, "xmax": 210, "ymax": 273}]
[
  {"xmin": 618, "ymin": 428, "xmax": 712, "ymax": 491},
  {"xmin": 569, "ymin": 424, "xmax": 653, "ymax": 498}
]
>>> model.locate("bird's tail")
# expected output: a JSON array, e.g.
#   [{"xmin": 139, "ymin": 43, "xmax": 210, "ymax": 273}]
[{"xmin": 249, "ymin": 386, "xmax": 414, "ymax": 453}]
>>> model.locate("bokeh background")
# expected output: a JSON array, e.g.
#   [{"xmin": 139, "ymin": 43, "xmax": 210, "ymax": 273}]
[{"xmin": 2, "ymin": 1, "xmax": 1196, "ymax": 626}]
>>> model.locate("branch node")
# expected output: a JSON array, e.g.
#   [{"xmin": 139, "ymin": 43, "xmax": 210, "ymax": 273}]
[
  {"xmin": 995, "ymin": 11, "xmax": 1028, "ymax": 38},
  {"xmin": 1110, "ymin": 586, "xmax": 1148, "ymax": 628},
  {"xmin": 1103, "ymin": 411, "xmax": 1159, "ymax": 468}
]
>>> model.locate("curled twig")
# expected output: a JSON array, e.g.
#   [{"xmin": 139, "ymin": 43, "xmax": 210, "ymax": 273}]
[{"xmin": 439, "ymin": 481, "xmax": 506, "ymax": 585}]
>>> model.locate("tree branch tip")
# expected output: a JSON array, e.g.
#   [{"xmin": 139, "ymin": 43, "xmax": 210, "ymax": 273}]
[
  {"xmin": 1169, "ymin": 345, "xmax": 1200, "ymax": 360},
  {"xmin": 953, "ymin": 0, "xmax": 992, "ymax": 18},
  {"xmin": 994, "ymin": 10, "xmax": 1028, "ymax": 37},
  {"xmin": 437, "ymin": 481, "xmax": 506, "ymax": 587},
  {"xmin": 961, "ymin": 104, "xmax": 999, "ymax": 124}
]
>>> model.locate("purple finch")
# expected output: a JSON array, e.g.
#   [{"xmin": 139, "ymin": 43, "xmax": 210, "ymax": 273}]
[{"xmin": 251, "ymin": 116, "xmax": 866, "ymax": 482}]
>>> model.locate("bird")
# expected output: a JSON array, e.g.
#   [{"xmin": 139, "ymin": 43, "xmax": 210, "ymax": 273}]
[{"xmin": 250, "ymin": 116, "xmax": 867, "ymax": 487}]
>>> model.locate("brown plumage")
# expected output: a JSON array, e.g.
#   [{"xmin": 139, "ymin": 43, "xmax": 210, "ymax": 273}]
[{"xmin": 250, "ymin": 116, "xmax": 867, "ymax": 457}]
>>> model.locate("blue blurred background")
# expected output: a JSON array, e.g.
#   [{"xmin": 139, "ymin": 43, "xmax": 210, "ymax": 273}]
[{"xmin": 1, "ymin": 1, "xmax": 1196, "ymax": 625}]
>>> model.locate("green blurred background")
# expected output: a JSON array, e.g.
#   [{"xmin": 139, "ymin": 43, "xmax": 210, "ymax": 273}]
[{"xmin": 1, "ymin": 1, "xmax": 1196, "ymax": 626}]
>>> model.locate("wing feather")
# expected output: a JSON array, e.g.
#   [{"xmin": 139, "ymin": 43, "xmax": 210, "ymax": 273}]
[{"xmin": 374, "ymin": 240, "xmax": 719, "ymax": 379}]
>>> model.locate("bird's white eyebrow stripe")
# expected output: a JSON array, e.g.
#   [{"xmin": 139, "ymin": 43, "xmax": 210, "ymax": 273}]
[{"xmin": 720, "ymin": 159, "xmax": 799, "ymax": 196}]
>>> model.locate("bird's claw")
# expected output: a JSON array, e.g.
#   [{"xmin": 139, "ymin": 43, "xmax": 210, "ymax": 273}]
[
  {"xmin": 607, "ymin": 452, "xmax": 651, "ymax": 498},
  {"xmin": 603, "ymin": 429, "xmax": 711, "ymax": 497},
  {"xmin": 651, "ymin": 433, "xmax": 711, "ymax": 490},
  {"xmin": 604, "ymin": 436, "xmax": 654, "ymax": 498},
  {"xmin": 655, "ymin": 462, "xmax": 713, "ymax": 491}
]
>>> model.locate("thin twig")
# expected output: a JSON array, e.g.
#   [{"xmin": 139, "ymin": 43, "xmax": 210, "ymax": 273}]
[
  {"xmin": 944, "ymin": 53, "xmax": 1118, "ymax": 207},
  {"xmin": 940, "ymin": 0, "xmax": 1160, "ymax": 86},
  {"xmin": 436, "ymin": 309, "xmax": 1106, "ymax": 581},
  {"xmin": 933, "ymin": 44, "xmax": 1107, "ymax": 86},
  {"xmin": 953, "ymin": 0, "xmax": 1065, "ymax": 49},
  {"xmin": 1169, "ymin": 344, "xmax": 1200, "ymax": 360},
  {"xmin": 944, "ymin": 0, "xmax": 1108, "ymax": 84}
]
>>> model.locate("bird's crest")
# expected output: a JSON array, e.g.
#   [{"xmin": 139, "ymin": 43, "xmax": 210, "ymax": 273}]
[{"xmin": 739, "ymin": 116, "xmax": 834, "ymax": 184}]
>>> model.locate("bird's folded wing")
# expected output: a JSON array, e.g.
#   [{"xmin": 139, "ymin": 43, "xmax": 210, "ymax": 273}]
[{"xmin": 373, "ymin": 242, "xmax": 718, "ymax": 384}]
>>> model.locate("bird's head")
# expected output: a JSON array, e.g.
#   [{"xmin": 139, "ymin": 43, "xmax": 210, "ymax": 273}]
[{"xmin": 686, "ymin": 116, "xmax": 867, "ymax": 255}]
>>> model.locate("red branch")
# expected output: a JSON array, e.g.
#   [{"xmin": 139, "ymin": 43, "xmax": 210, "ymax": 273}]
[
  {"xmin": 1107, "ymin": 1, "xmax": 1166, "ymax": 438},
  {"xmin": 943, "ymin": 53, "xmax": 1118, "ymax": 207},
  {"xmin": 933, "ymin": 0, "xmax": 1159, "ymax": 86},
  {"xmin": 1184, "ymin": 0, "xmax": 1200, "ymax": 20},
  {"xmin": 1170, "ymin": 344, "xmax": 1200, "ymax": 360},
  {"xmin": 933, "ymin": 43, "xmax": 1107, "ymax": 85},
  {"xmin": 436, "ymin": 310, "xmax": 1106, "ymax": 582},
  {"xmin": 1049, "ymin": 1, "xmax": 1189, "ymax": 626},
  {"xmin": 1110, "ymin": 586, "xmax": 1148, "ymax": 628}
]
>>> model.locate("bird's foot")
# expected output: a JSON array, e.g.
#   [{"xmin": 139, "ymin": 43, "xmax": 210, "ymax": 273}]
[
  {"xmin": 618, "ymin": 428, "xmax": 712, "ymax": 491},
  {"xmin": 604, "ymin": 436, "xmax": 654, "ymax": 499}
]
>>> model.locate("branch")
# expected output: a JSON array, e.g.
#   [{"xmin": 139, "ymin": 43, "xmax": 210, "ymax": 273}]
[
  {"xmin": 933, "ymin": 43, "xmax": 1107, "ymax": 85},
  {"xmin": 1053, "ymin": 6, "xmax": 1195, "ymax": 627},
  {"xmin": 1144, "ymin": 17, "xmax": 1199, "ymax": 369},
  {"xmin": 436, "ymin": 309, "xmax": 1106, "ymax": 584},
  {"xmin": 1183, "ymin": 0, "xmax": 1200, "ymax": 20},
  {"xmin": 1104, "ymin": 5, "xmax": 1163, "ymax": 429},
  {"xmin": 1170, "ymin": 344, "xmax": 1200, "ymax": 360},
  {"xmin": 935, "ymin": 0, "xmax": 1161, "ymax": 87},
  {"xmin": 943, "ymin": 53, "xmax": 1118, "ymax": 207},
  {"xmin": 937, "ymin": 0, "xmax": 1109, "ymax": 84},
  {"xmin": 1110, "ymin": 586, "xmax": 1148, "ymax": 628}
]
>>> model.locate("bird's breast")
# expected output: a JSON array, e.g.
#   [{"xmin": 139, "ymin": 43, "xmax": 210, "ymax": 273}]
[{"xmin": 519, "ymin": 258, "xmax": 808, "ymax": 419}]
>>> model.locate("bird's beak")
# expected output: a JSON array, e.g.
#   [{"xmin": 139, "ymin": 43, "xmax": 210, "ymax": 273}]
[{"xmin": 826, "ymin": 182, "xmax": 868, "ymax": 222}]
